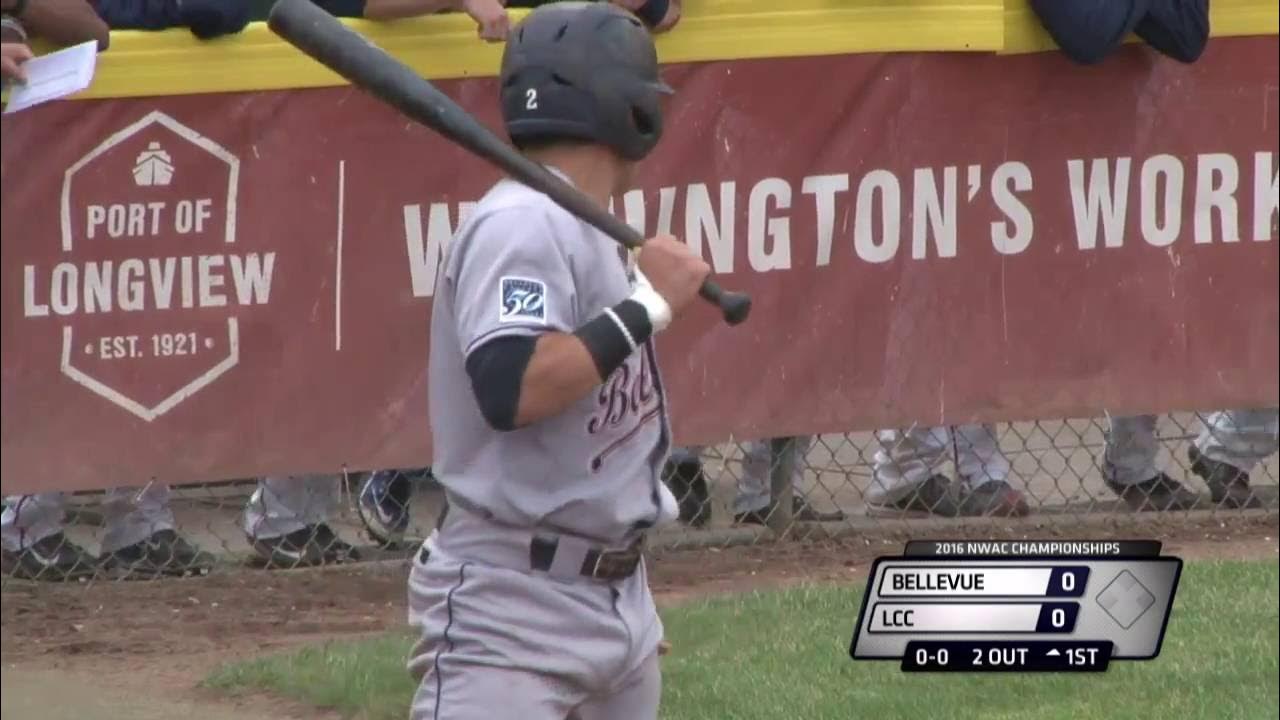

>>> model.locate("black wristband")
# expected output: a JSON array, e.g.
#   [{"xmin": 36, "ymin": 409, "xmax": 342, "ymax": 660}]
[{"xmin": 574, "ymin": 299, "xmax": 654, "ymax": 380}]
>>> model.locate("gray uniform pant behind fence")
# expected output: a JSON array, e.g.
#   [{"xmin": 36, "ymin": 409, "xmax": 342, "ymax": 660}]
[
  {"xmin": 870, "ymin": 424, "xmax": 1010, "ymax": 505},
  {"xmin": 734, "ymin": 437, "xmax": 815, "ymax": 514},
  {"xmin": 1197, "ymin": 408, "xmax": 1280, "ymax": 472},
  {"xmin": 242, "ymin": 475, "xmax": 341, "ymax": 540},
  {"xmin": 1104, "ymin": 409, "xmax": 1280, "ymax": 485},
  {"xmin": 670, "ymin": 438, "xmax": 817, "ymax": 514},
  {"xmin": 1, "ymin": 484, "xmax": 174, "ymax": 553}
]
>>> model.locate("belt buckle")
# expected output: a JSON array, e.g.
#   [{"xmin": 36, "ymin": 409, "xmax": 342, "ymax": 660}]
[
  {"xmin": 589, "ymin": 551, "xmax": 608, "ymax": 579},
  {"xmin": 590, "ymin": 545, "xmax": 641, "ymax": 580}
]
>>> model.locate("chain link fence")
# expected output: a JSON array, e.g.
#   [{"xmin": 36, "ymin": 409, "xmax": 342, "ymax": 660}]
[{"xmin": 2, "ymin": 410, "xmax": 1277, "ymax": 585}]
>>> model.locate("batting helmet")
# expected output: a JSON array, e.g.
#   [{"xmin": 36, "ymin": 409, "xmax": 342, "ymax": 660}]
[{"xmin": 499, "ymin": 2, "xmax": 673, "ymax": 161}]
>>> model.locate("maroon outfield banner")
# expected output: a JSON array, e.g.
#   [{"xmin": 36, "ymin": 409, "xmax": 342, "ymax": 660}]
[{"xmin": 2, "ymin": 39, "xmax": 1277, "ymax": 493}]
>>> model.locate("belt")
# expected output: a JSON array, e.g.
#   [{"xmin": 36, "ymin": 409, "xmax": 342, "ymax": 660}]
[
  {"xmin": 420, "ymin": 498, "xmax": 646, "ymax": 583},
  {"xmin": 419, "ymin": 534, "xmax": 644, "ymax": 582},
  {"xmin": 531, "ymin": 535, "xmax": 644, "ymax": 581}
]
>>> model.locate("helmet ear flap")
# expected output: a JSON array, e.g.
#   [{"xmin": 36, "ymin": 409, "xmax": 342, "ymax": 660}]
[{"xmin": 614, "ymin": 82, "xmax": 665, "ymax": 160}]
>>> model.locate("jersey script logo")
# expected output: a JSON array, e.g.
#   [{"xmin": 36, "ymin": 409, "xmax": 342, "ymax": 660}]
[
  {"xmin": 586, "ymin": 347, "xmax": 661, "ymax": 471},
  {"xmin": 499, "ymin": 276, "xmax": 547, "ymax": 323}
]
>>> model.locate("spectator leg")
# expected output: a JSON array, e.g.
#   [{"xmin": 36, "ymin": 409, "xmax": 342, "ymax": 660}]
[
  {"xmin": 243, "ymin": 475, "xmax": 341, "ymax": 540},
  {"xmin": 1028, "ymin": 0, "xmax": 1149, "ymax": 65},
  {"xmin": 952, "ymin": 423, "xmax": 1012, "ymax": 487},
  {"xmin": 733, "ymin": 440, "xmax": 774, "ymax": 515},
  {"xmin": 1103, "ymin": 414, "xmax": 1161, "ymax": 485},
  {"xmin": 1194, "ymin": 408, "xmax": 1280, "ymax": 474},
  {"xmin": 1135, "ymin": 0, "xmax": 1209, "ymax": 63},
  {"xmin": 1, "ymin": 493, "xmax": 66, "ymax": 551},
  {"xmin": 733, "ymin": 436, "xmax": 815, "ymax": 515},
  {"xmin": 100, "ymin": 484, "xmax": 176, "ymax": 554},
  {"xmin": 869, "ymin": 425, "xmax": 951, "ymax": 505}
]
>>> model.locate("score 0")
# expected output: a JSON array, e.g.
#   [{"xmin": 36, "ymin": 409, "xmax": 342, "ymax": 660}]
[{"xmin": 1047, "ymin": 567, "xmax": 1090, "ymax": 597}]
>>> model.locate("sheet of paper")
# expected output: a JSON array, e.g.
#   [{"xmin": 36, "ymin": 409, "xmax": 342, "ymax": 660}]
[{"xmin": 3, "ymin": 40, "xmax": 98, "ymax": 114}]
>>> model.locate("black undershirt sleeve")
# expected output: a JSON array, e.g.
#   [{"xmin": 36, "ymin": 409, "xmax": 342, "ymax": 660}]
[{"xmin": 465, "ymin": 335, "xmax": 538, "ymax": 432}]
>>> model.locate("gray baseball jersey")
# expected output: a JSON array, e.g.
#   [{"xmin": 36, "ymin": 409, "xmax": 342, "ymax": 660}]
[{"xmin": 428, "ymin": 172, "xmax": 670, "ymax": 544}]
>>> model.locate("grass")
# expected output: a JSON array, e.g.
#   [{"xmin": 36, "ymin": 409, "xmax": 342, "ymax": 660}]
[{"xmin": 205, "ymin": 560, "xmax": 1280, "ymax": 720}]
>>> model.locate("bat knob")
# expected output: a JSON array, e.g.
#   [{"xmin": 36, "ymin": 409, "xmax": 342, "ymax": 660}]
[
  {"xmin": 718, "ymin": 291, "xmax": 752, "ymax": 326},
  {"xmin": 698, "ymin": 280, "xmax": 751, "ymax": 326}
]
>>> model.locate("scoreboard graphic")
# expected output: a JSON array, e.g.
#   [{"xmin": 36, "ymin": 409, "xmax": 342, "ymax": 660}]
[{"xmin": 849, "ymin": 540, "xmax": 1182, "ymax": 672}]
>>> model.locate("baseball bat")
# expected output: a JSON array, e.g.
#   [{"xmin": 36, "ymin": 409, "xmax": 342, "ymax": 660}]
[{"xmin": 267, "ymin": 0, "xmax": 751, "ymax": 326}]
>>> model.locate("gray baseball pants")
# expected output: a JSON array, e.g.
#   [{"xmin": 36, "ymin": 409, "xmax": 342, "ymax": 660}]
[
  {"xmin": 407, "ymin": 506, "xmax": 662, "ymax": 720},
  {"xmin": 241, "ymin": 475, "xmax": 340, "ymax": 540}
]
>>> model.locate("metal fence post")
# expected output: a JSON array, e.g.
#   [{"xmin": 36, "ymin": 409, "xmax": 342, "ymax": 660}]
[{"xmin": 767, "ymin": 436, "xmax": 797, "ymax": 535}]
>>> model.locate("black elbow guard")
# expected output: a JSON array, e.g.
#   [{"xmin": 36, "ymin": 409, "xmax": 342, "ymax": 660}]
[{"xmin": 465, "ymin": 335, "xmax": 537, "ymax": 432}]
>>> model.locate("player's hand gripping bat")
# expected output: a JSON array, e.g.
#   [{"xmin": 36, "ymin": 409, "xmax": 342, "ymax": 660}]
[{"xmin": 267, "ymin": 0, "xmax": 751, "ymax": 326}]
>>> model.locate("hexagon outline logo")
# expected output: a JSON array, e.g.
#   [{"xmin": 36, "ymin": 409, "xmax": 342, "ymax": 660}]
[
  {"xmin": 60, "ymin": 319, "xmax": 241, "ymax": 422},
  {"xmin": 59, "ymin": 110, "xmax": 240, "ymax": 252}
]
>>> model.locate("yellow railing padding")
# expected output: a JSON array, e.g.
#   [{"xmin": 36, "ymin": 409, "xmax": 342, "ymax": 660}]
[{"xmin": 25, "ymin": 0, "xmax": 1279, "ymax": 101}]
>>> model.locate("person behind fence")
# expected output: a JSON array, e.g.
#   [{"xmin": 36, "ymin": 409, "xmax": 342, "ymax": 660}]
[
  {"xmin": 668, "ymin": 440, "xmax": 846, "ymax": 526},
  {"xmin": 868, "ymin": 424, "xmax": 1030, "ymax": 517},
  {"xmin": 93, "ymin": 0, "xmax": 252, "ymax": 39},
  {"xmin": 1104, "ymin": 410, "xmax": 1277, "ymax": 510},
  {"xmin": 1, "ymin": 485, "xmax": 216, "ymax": 580},
  {"xmin": 1029, "ymin": 0, "xmax": 1208, "ymax": 66},
  {"xmin": 242, "ymin": 475, "xmax": 363, "ymax": 567},
  {"xmin": 246, "ymin": 0, "xmax": 512, "ymax": 40},
  {"xmin": 734, "ymin": 437, "xmax": 846, "ymax": 524}
]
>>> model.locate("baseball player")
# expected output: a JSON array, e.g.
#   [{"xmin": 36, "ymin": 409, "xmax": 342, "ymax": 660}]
[
  {"xmin": 406, "ymin": 4, "xmax": 707, "ymax": 718},
  {"xmin": 868, "ymin": 424, "xmax": 1030, "ymax": 516},
  {"xmin": 1104, "ymin": 409, "xmax": 1277, "ymax": 510}
]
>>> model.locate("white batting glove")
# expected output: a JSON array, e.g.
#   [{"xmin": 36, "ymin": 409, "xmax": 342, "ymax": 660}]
[{"xmin": 630, "ymin": 266, "xmax": 673, "ymax": 332}]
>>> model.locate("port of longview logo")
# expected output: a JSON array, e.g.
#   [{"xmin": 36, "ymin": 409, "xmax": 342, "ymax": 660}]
[{"xmin": 23, "ymin": 110, "xmax": 276, "ymax": 422}]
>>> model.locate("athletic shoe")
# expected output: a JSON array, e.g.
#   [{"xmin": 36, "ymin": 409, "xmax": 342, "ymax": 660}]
[
  {"xmin": 0, "ymin": 533, "xmax": 97, "ymax": 581},
  {"xmin": 357, "ymin": 470, "xmax": 412, "ymax": 545},
  {"xmin": 954, "ymin": 479, "xmax": 1031, "ymax": 517},
  {"xmin": 250, "ymin": 523, "xmax": 361, "ymax": 568},
  {"xmin": 100, "ymin": 530, "xmax": 217, "ymax": 578},
  {"xmin": 1188, "ymin": 446, "xmax": 1263, "ymax": 509},
  {"xmin": 1104, "ymin": 470, "xmax": 1200, "ymax": 512},
  {"xmin": 866, "ymin": 474, "xmax": 963, "ymax": 516},
  {"xmin": 733, "ymin": 497, "xmax": 847, "ymax": 525},
  {"xmin": 662, "ymin": 459, "xmax": 712, "ymax": 527}
]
